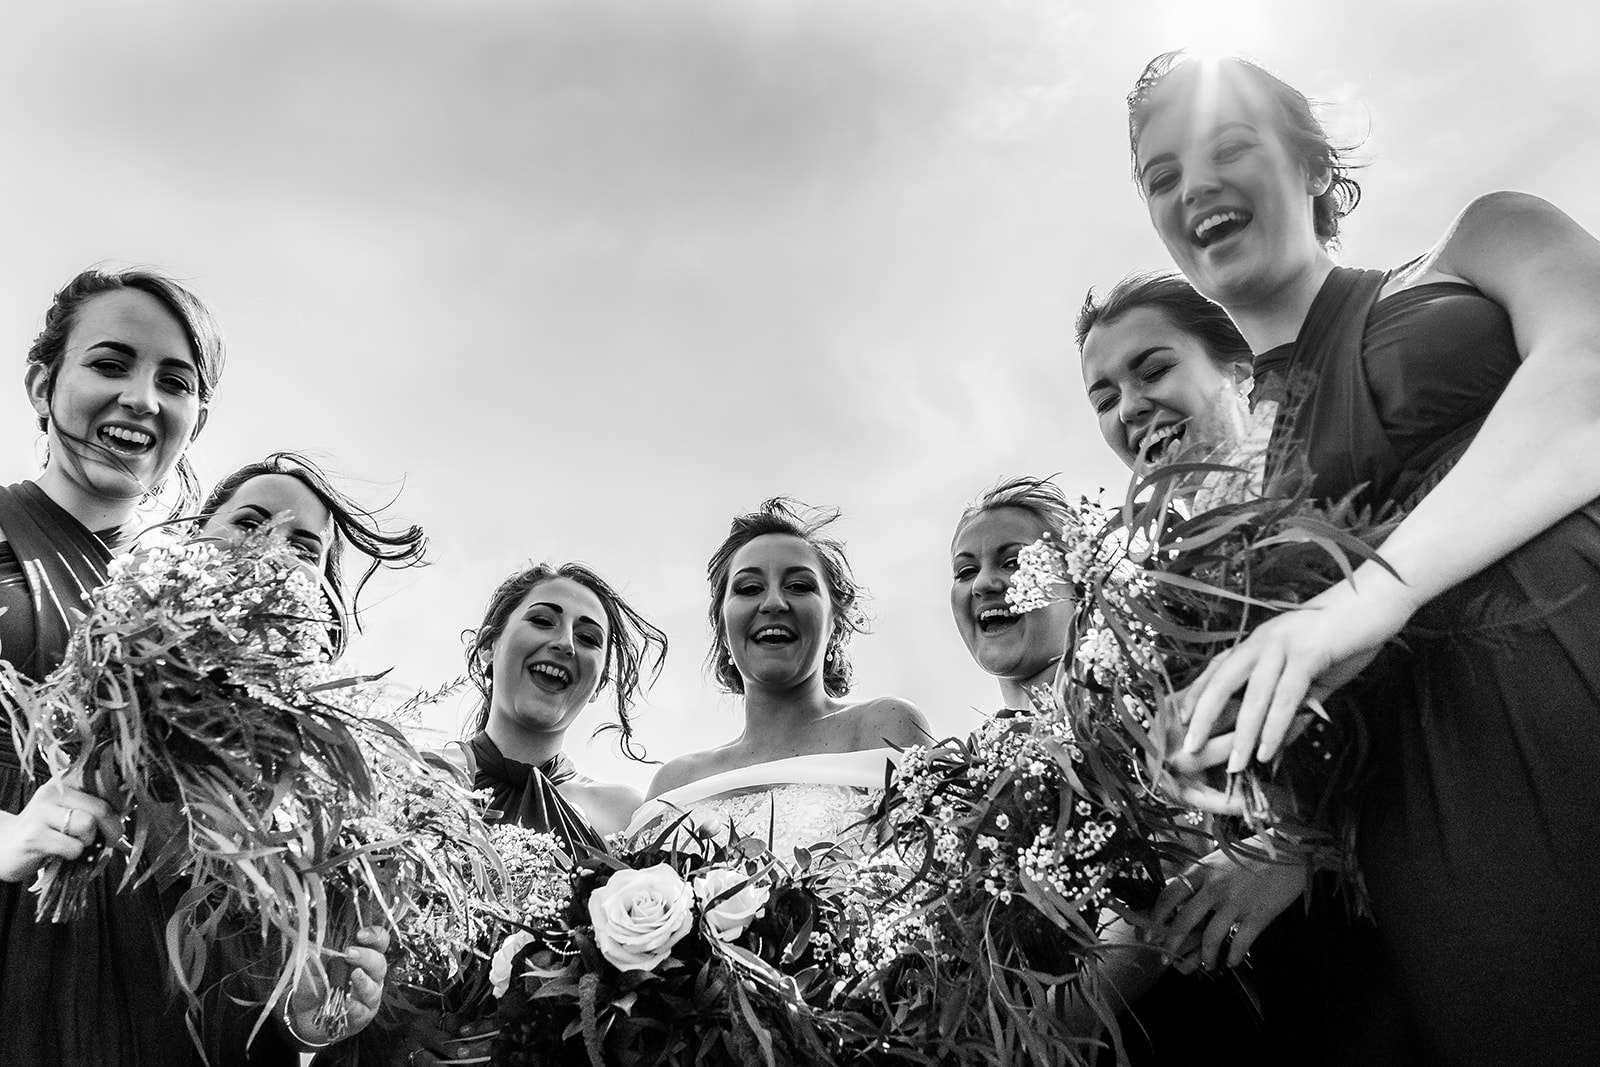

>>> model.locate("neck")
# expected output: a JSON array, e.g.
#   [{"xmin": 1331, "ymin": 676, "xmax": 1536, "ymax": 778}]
[
  {"xmin": 33, "ymin": 466, "xmax": 139, "ymax": 533},
  {"xmin": 737, "ymin": 672, "xmax": 833, "ymax": 747},
  {"xmin": 485, "ymin": 713, "xmax": 566, "ymax": 767},
  {"xmin": 1223, "ymin": 253, "xmax": 1335, "ymax": 353},
  {"xmin": 997, "ymin": 657, "xmax": 1061, "ymax": 712}
]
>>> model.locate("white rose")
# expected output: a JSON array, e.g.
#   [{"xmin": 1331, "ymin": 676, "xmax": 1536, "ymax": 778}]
[
  {"xmin": 587, "ymin": 863, "xmax": 695, "ymax": 972},
  {"xmin": 489, "ymin": 930, "xmax": 538, "ymax": 998},
  {"xmin": 692, "ymin": 866, "xmax": 771, "ymax": 942}
]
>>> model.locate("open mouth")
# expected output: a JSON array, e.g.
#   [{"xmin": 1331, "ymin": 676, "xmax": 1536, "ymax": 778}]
[
  {"xmin": 527, "ymin": 662, "xmax": 573, "ymax": 693},
  {"xmin": 976, "ymin": 607, "xmax": 1018, "ymax": 636},
  {"xmin": 97, "ymin": 424, "xmax": 156, "ymax": 457},
  {"xmin": 751, "ymin": 625, "xmax": 798, "ymax": 647},
  {"xmin": 1137, "ymin": 423, "xmax": 1186, "ymax": 465},
  {"xmin": 1192, "ymin": 209, "xmax": 1252, "ymax": 249}
]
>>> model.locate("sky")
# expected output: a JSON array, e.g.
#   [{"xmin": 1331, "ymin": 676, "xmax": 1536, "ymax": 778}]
[{"xmin": 1, "ymin": 0, "xmax": 1595, "ymax": 789}]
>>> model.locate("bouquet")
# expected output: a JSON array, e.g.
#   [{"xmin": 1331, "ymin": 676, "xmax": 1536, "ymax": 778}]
[
  {"xmin": 486, "ymin": 817, "xmax": 900, "ymax": 1067},
  {"xmin": 1, "ymin": 525, "xmax": 498, "ymax": 1044}
]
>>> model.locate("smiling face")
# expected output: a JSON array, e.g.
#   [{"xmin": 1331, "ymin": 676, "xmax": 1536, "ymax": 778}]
[
  {"xmin": 28, "ymin": 289, "xmax": 207, "ymax": 503},
  {"xmin": 950, "ymin": 507, "xmax": 1072, "ymax": 689},
  {"xmin": 199, "ymin": 473, "xmax": 335, "ymax": 576},
  {"xmin": 1132, "ymin": 69, "xmax": 1329, "ymax": 308},
  {"xmin": 1081, "ymin": 306, "xmax": 1250, "ymax": 471},
  {"xmin": 721, "ymin": 533, "xmax": 833, "ymax": 693},
  {"xmin": 487, "ymin": 577, "xmax": 610, "ymax": 739}
]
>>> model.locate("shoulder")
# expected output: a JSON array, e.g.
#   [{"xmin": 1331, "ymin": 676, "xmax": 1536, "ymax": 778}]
[
  {"xmin": 646, "ymin": 749, "xmax": 723, "ymax": 800},
  {"xmin": 841, "ymin": 696, "xmax": 932, "ymax": 749},
  {"xmin": 567, "ymin": 777, "xmax": 646, "ymax": 836},
  {"xmin": 1409, "ymin": 192, "xmax": 1595, "ymax": 287}
]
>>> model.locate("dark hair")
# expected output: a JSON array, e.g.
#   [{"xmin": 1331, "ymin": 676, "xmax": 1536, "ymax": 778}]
[
  {"xmin": 706, "ymin": 497, "xmax": 867, "ymax": 699},
  {"xmin": 956, "ymin": 475, "xmax": 1075, "ymax": 540},
  {"xmin": 1127, "ymin": 51, "xmax": 1363, "ymax": 247},
  {"xmin": 464, "ymin": 561, "xmax": 667, "ymax": 760},
  {"xmin": 1074, "ymin": 270, "xmax": 1252, "ymax": 366},
  {"xmin": 198, "ymin": 452, "xmax": 429, "ymax": 655},
  {"xmin": 28, "ymin": 266, "xmax": 225, "ymax": 515}
]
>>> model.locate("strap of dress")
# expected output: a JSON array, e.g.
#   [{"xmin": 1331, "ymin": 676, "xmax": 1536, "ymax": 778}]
[
  {"xmin": 467, "ymin": 732, "xmax": 606, "ymax": 852},
  {"xmin": 0, "ymin": 481, "xmax": 115, "ymax": 682},
  {"xmin": 1261, "ymin": 268, "xmax": 1401, "ymax": 508}
]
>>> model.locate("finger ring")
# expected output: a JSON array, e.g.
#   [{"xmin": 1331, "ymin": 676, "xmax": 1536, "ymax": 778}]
[
  {"xmin": 1227, "ymin": 921, "xmax": 1242, "ymax": 940},
  {"xmin": 58, "ymin": 808, "xmax": 73, "ymax": 835},
  {"xmin": 1178, "ymin": 874, "xmax": 1198, "ymax": 894}
]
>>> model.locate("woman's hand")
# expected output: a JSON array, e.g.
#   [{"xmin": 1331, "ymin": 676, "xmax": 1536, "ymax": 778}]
[
  {"xmin": 281, "ymin": 925, "xmax": 390, "ymax": 1048},
  {"xmin": 1149, "ymin": 843, "xmax": 1308, "ymax": 972},
  {"xmin": 0, "ymin": 775, "xmax": 119, "ymax": 883},
  {"xmin": 1172, "ymin": 564, "xmax": 1417, "ymax": 782},
  {"xmin": 401, "ymin": 1012, "xmax": 497, "ymax": 1066}
]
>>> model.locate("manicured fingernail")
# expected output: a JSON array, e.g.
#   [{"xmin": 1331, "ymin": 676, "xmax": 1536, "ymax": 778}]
[{"xmin": 1226, "ymin": 749, "xmax": 1248, "ymax": 774}]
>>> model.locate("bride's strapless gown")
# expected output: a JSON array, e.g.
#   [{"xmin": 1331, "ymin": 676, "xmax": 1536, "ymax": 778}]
[{"xmin": 626, "ymin": 748, "xmax": 897, "ymax": 860}]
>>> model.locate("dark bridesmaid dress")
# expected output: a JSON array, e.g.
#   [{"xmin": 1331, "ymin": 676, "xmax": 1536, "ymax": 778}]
[
  {"xmin": 1256, "ymin": 268, "xmax": 1600, "ymax": 1063},
  {"xmin": 464, "ymin": 731, "xmax": 607, "ymax": 853},
  {"xmin": 0, "ymin": 481, "xmax": 297, "ymax": 1066}
]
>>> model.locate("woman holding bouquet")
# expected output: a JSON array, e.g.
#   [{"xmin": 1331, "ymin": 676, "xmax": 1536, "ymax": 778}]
[
  {"xmin": 461, "ymin": 560, "xmax": 668, "ymax": 848},
  {"xmin": 197, "ymin": 450, "xmax": 429, "ymax": 656},
  {"xmin": 636, "ymin": 497, "xmax": 928, "ymax": 857},
  {"xmin": 1073, "ymin": 276, "xmax": 1419, "ymax": 1062},
  {"xmin": 1126, "ymin": 52, "xmax": 1600, "ymax": 1059},
  {"xmin": 0, "ymin": 269, "xmax": 388, "ymax": 1065}
]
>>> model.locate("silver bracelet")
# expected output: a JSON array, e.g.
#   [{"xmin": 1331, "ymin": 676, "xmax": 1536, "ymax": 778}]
[{"xmin": 282, "ymin": 995, "xmax": 335, "ymax": 1051}]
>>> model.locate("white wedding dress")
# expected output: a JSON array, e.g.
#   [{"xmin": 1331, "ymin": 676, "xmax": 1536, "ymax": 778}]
[{"xmin": 626, "ymin": 748, "xmax": 897, "ymax": 861}]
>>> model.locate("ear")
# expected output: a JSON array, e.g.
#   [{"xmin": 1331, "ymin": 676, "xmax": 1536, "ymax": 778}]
[
  {"xmin": 1305, "ymin": 163, "xmax": 1333, "ymax": 198},
  {"xmin": 191, "ymin": 404, "xmax": 210, "ymax": 441},
  {"xmin": 24, "ymin": 364, "xmax": 51, "ymax": 422}
]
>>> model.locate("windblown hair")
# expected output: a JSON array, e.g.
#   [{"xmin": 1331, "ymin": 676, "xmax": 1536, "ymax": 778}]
[
  {"xmin": 1074, "ymin": 270, "xmax": 1252, "ymax": 367},
  {"xmin": 956, "ymin": 475, "xmax": 1076, "ymax": 541},
  {"xmin": 198, "ymin": 452, "xmax": 429, "ymax": 655},
  {"xmin": 1127, "ymin": 51, "xmax": 1363, "ymax": 247},
  {"xmin": 28, "ymin": 266, "xmax": 226, "ymax": 515},
  {"xmin": 706, "ymin": 497, "xmax": 868, "ymax": 699},
  {"xmin": 464, "ymin": 562, "xmax": 667, "ymax": 761}
]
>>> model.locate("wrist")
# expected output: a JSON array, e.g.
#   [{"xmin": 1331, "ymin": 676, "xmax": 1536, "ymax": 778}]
[{"xmin": 281, "ymin": 994, "xmax": 335, "ymax": 1051}]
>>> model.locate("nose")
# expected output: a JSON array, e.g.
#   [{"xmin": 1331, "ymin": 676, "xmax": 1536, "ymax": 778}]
[
  {"xmin": 118, "ymin": 369, "xmax": 160, "ymax": 416},
  {"xmin": 975, "ymin": 563, "xmax": 1007, "ymax": 596},
  {"xmin": 1180, "ymin": 161, "xmax": 1221, "ymax": 207},
  {"xmin": 547, "ymin": 624, "xmax": 575, "ymax": 655},
  {"xmin": 759, "ymin": 586, "xmax": 788, "ymax": 613},
  {"xmin": 1118, "ymin": 387, "xmax": 1153, "ymax": 427}
]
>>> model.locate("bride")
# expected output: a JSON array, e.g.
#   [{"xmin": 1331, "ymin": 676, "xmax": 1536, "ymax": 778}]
[{"xmin": 630, "ymin": 497, "xmax": 929, "ymax": 858}]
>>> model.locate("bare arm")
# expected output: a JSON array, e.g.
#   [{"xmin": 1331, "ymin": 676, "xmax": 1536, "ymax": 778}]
[{"xmin": 1179, "ymin": 192, "xmax": 1600, "ymax": 782}]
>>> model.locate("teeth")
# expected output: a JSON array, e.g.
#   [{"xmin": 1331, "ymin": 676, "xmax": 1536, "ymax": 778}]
[
  {"xmin": 530, "ymin": 663, "xmax": 570, "ymax": 683},
  {"xmin": 1194, "ymin": 210, "xmax": 1244, "ymax": 240},
  {"xmin": 101, "ymin": 426, "xmax": 154, "ymax": 447},
  {"xmin": 754, "ymin": 627, "xmax": 793, "ymax": 641},
  {"xmin": 979, "ymin": 608, "xmax": 1012, "ymax": 621}
]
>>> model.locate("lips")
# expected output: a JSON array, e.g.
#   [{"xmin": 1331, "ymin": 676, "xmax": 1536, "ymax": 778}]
[
  {"xmin": 97, "ymin": 423, "xmax": 157, "ymax": 457},
  {"xmin": 526, "ymin": 661, "xmax": 573, "ymax": 693},
  {"xmin": 975, "ymin": 605, "xmax": 1018, "ymax": 636},
  {"xmin": 751, "ymin": 625, "xmax": 798, "ymax": 646},
  {"xmin": 1133, "ymin": 422, "xmax": 1186, "ymax": 465},
  {"xmin": 1190, "ymin": 208, "xmax": 1253, "ymax": 248}
]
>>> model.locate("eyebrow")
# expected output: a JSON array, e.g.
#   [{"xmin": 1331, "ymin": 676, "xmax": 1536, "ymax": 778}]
[
  {"xmin": 234, "ymin": 503, "xmax": 326, "ymax": 546},
  {"xmin": 732, "ymin": 565, "xmax": 819, "ymax": 578},
  {"xmin": 528, "ymin": 601, "xmax": 606, "ymax": 631},
  {"xmin": 1085, "ymin": 346, "xmax": 1171, "ymax": 396},
  {"xmin": 1136, "ymin": 120, "xmax": 1257, "ymax": 180},
  {"xmin": 87, "ymin": 340, "xmax": 199, "ymax": 375}
]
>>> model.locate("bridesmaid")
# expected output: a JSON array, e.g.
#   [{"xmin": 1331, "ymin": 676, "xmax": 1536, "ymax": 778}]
[
  {"xmin": 197, "ymin": 451, "xmax": 429, "ymax": 655},
  {"xmin": 0, "ymin": 269, "xmax": 387, "ymax": 1064},
  {"xmin": 1075, "ymin": 274, "xmax": 1420, "ymax": 1063},
  {"xmin": 460, "ymin": 561, "xmax": 667, "ymax": 847},
  {"xmin": 1127, "ymin": 51, "xmax": 1600, "ymax": 1061}
]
